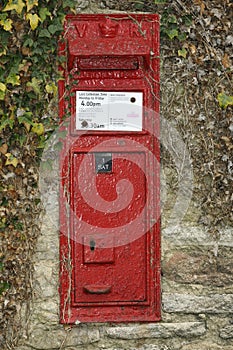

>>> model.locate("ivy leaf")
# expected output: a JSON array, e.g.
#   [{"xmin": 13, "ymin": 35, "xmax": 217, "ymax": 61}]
[
  {"xmin": 178, "ymin": 32, "xmax": 187, "ymax": 41},
  {"xmin": 39, "ymin": 7, "xmax": 51, "ymax": 22},
  {"xmin": 0, "ymin": 282, "xmax": 10, "ymax": 295},
  {"xmin": 6, "ymin": 73, "xmax": 20, "ymax": 86},
  {"xmin": 0, "ymin": 82, "xmax": 7, "ymax": 91},
  {"xmin": 5, "ymin": 153, "xmax": 19, "ymax": 167},
  {"xmin": 18, "ymin": 114, "xmax": 34, "ymax": 131},
  {"xmin": 166, "ymin": 28, "xmax": 178, "ymax": 40},
  {"xmin": 17, "ymin": 110, "xmax": 33, "ymax": 130},
  {"xmin": 38, "ymin": 29, "xmax": 51, "ymax": 38},
  {"xmin": 63, "ymin": 0, "xmax": 77, "ymax": 7},
  {"xmin": 217, "ymin": 93, "xmax": 233, "ymax": 109},
  {"xmin": 0, "ymin": 117, "xmax": 14, "ymax": 131},
  {"xmin": 26, "ymin": 0, "xmax": 38, "ymax": 12},
  {"xmin": 3, "ymin": 0, "xmax": 25, "ymax": 15},
  {"xmin": 0, "ymin": 83, "xmax": 7, "ymax": 100},
  {"xmin": 168, "ymin": 15, "xmax": 177, "ymax": 24},
  {"xmin": 31, "ymin": 123, "xmax": 44, "ymax": 136},
  {"xmin": 178, "ymin": 48, "xmax": 187, "ymax": 58},
  {"xmin": 133, "ymin": 1, "xmax": 144, "ymax": 10},
  {"xmin": 0, "ymin": 18, "xmax": 13, "ymax": 31},
  {"xmin": 48, "ymin": 22, "xmax": 63, "ymax": 35},
  {"xmin": 26, "ymin": 13, "xmax": 40, "ymax": 30},
  {"xmin": 0, "ymin": 48, "xmax": 7, "ymax": 56},
  {"xmin": 26, "ymin": 77, "xmax": 41, "ymax": 95},
  {"xmin": 23, "ymin": 38, "xmax": 34, "ymax": 47},
  {"xmin": 182, "ymin": 14, "xmax": 193, "ymax": 27},
  {"xmin": 45, "ymin": 82, "xmax": 57, "ymax": 95}
]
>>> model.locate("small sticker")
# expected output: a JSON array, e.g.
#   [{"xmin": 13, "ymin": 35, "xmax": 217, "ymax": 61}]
[
  {"xmin": 95, "ymin": 153, "xmax": 112, "ymax": 173},
  {"xmin": 76, "ymin": 91, "xmax": 143, "ymax": 131}
]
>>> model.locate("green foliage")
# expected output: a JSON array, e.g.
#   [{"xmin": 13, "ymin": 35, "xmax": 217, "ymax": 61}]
[
  {"xmin": 0, "ymin": 0, "xmax": 77, "ymax": 149},
  {"xmin": 154, "ymin": 0, "xmax": 167, "ymax": 3},
  {"xmin": 160, "ymin": 6, "xmax": 193, "ymax": 42},
  {"xmin": 217, "ymin": 93, "xmax": 233, "ymax": 109},
  {"xmin": 0, "ymin": 260, "xmax": 10, "ymax": 295},
  {"xmin": 178, "ymin": 47, "xmax": 188, "ymax": 58},
  {"xmin": 0, "ymin": 282, "xmax": 10, "ymax": 295},
  {"xmin": 132, "ymin": 1, "xmax": 145, "ymax": 10}
]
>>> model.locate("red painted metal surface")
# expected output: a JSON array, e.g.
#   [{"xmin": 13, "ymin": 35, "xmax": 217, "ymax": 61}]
[{"xmin": 59, "ymin": 14, "xmax": 160, "ymax": 323}]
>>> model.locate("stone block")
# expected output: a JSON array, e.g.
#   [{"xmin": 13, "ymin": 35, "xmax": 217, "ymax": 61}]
[
  {"xmin": 163, "ymin": 226, "xmax": 233, "ymax": 247},
  {"xmin": 135, "ymin": 347, "xmax": 170, "ymax": 350},
  {"xmin": 76, "ymin": 0, "xmax": 90, "ymax": 11},
  {"xmin": 102, "ymin": 346, "xmax": 170, "ymax": 350},
  {"xmin": 181, "ymin": 342, "xmax": 233, "ymax": 350},
  {"xmin": 31, "ymin": 300, "xmax": 59, "ymax": 325},
  {"xmin": 106, "ymin": 322, "xmax": 206, "ymax": 339},
  {"xmin": 163, "ymin": 247, "xmax": 233, "ymax": 286},
  {"xmin": 25, "ymin": 326, "xmax": 100, "ymax": 349},
  {"xmin": 163, "ymin": 293, "xmax": 233, "ymax": 314},
  {"xmin": 33, "ymin": 261, "xmax": 58, "ymax": 298},
  {"xmin": 219, "ymin": 325, "xmax": 233, "ymax": 339}
]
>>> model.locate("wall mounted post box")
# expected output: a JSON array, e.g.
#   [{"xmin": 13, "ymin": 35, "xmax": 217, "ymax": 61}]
[{"xmin": 59, "ymin": 14, "xmax": 160, "ymax": 323}]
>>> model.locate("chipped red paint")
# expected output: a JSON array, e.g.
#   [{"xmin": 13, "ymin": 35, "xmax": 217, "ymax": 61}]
[{"xmin": 59, "ymin": 14, "xmax": 160, "ymax": 323}]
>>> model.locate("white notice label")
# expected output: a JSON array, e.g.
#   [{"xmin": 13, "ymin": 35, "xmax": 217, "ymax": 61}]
[{"xmin": 76, "ymin": 91, "xmax": 143, "ymax": 131}]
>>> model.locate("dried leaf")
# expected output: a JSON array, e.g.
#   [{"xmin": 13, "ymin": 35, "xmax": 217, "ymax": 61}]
[
  {"xmin": 221, "ymin": 136, "xmax": 230, "ymax": 143},
  {"xmin": 189, "ymin": 44, "xmax": 197, "ymax": 55},
  {"xmin": 222, "ymin": 53, "xmax": 230, "ymax": 69},
  {"xmin": 0, "ymin": 144, "xmax": 8, "ymax": 154},
  {"xmin": 200, "ymin": 2, "xmax": 205, "ymax": 15},
  {"xmin": 193, "ymin": 0, "xmax": 205, "ymax": 15}
]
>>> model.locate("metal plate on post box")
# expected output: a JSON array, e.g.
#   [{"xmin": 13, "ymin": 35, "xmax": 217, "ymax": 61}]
[
  {"xmin": 76, "ymin": 91, "xmax": 143, "ymax": 131},
  {"xmin": 59, "ymin": 13, "xmax": 160, "ymax": 324},
  {"xmin": 95, "ymin": 153, "xmax": 112, "ymax": 173}
]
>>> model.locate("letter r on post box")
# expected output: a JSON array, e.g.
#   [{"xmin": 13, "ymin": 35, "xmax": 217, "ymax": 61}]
[{"xmin": 59, "ymin": 14, "xmax": 160, "ymax": 323}]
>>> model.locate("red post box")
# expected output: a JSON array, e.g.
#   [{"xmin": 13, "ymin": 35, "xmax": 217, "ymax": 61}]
[{"xmin": 59, "ymin": 14, "xmax": 160, "ymax": 323}]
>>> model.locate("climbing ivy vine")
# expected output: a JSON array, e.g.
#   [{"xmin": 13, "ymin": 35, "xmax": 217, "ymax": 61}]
[
  {"xmin": 0, "ymin": 0, "xmax": 76, "ymax": 151},
  {"xmin": 0, "ymin": 3, "xmax": 77, "ymax": 347}
]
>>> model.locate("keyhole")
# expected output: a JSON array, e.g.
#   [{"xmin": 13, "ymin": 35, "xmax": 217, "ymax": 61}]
[{"xmin": 90, "ymin": 239, "xmax": 96, "ymax": 251}]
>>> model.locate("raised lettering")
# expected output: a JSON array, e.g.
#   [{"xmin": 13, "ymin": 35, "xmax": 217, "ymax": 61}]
[
  {"xmin": 75, "ymin": 24, "xmax": 87, "ymax": 37},
  {"xmin": 130, "ymin": 23, "xmax": 146, "ymax": 37}
]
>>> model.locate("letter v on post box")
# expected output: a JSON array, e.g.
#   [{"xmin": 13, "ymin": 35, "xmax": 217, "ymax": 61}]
[{"xmin": 58, "ymin": 14, "xmax": 160, "ymax": 323}]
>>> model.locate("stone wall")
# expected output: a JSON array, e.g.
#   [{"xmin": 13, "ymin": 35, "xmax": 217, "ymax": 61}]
[
  {"xmin": 16, "ymin": 1, "xmax": 233, "ymax": 349},
  {"xmin": 16, "ymin": 211, "xmax": 233, "ymax": 350}
]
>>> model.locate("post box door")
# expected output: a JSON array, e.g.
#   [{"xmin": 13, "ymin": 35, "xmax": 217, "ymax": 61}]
[{"xmin": 72, "ymin": 152, "xmax": 148, "ymax": 304}]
